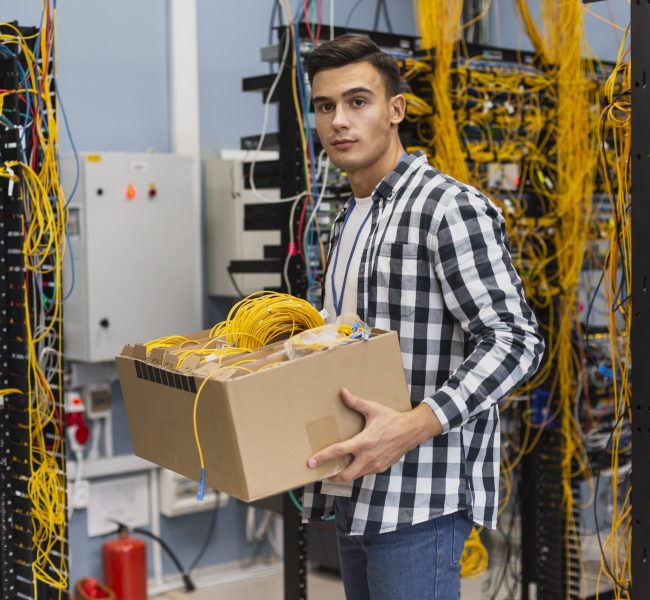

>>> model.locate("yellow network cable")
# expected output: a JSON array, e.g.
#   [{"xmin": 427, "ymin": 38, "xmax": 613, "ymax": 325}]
[
  {"xmin": 531, "ymin": 2, "xmax": 601, "ymax": 593},
  {"xmin": 210, "ymin": 291, "xmax": 324, "ymax": 350},
  {"xmin": 145, "ymin": 335, "xmax": 191, "ymax": 354},
  {"xmin": 191, "ymin": 361, "xmax": 255, "ymax": 499},
  {"xmin": 0, "ymin": 388, "xmax": 24, "ymax": 395},
  {"xmin": 513, "ymin": 0, "xmax": 550, "ymax": 64},
  {"xmin": 460, "ymin": 527, "xmax": 489, "ymax": 578},
  {"xmin": 175, "ymin": 346, "xmax": 251, "ymax": 370},
  {"xmin": 596, "ymin": 25, "xmax": 631, "ymax": 598},
  {"xmin": 145, "ymin": 292, "xmax": 325, "ymax": 367},
  {"xmin": 416, "ymin": 0, "xmax": 469, "ymax": 182}
]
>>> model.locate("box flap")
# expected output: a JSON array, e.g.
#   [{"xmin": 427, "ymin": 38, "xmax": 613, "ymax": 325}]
[
  {"xmin": 149, "ymin": 347, "xmax": 166, "ymax": 364},
  {"xmin": 133, "ymin": 345, "xmax": 147, "ymax": 360}
]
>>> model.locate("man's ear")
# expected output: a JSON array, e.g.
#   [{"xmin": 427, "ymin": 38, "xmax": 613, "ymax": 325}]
[{"xmin": 390, "ymin": 94, "xmax": 406, "ymax": 125}]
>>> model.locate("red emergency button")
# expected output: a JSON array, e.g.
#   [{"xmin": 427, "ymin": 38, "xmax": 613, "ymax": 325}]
[{"xmin": 125, "ymin": 184, "xmax": 137, "ymax": 201}]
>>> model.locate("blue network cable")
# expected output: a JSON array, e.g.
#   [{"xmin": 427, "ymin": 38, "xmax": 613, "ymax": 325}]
[
  {"xmin": 293, "ymin": 25, "xmax": 318, "ymax": 294},
  {"xmin": 56, "ymin": 87, "xmax": 80, "ymax": 209},
  {"xmin": 294, "ymin": 25, "xmax": 327, "ymax": 298},
  {"xmin": 0, "ymin": 45, "xmax": 32, "ymax": 148},
  {"xmin": 62, "ymin": 230, "xmax": 76, "ymax": 302},
  {"xmin": 58, "ymin": 84, "xmax": 81, "ymax": 301}
]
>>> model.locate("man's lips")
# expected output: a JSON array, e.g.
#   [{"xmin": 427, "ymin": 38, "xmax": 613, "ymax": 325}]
[{"xmin": 331, "ymin": 140, "xmax": 357, "ymax": 150}]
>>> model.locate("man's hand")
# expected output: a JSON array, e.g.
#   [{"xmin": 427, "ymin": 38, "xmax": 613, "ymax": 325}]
[{"xmin": 307, "ymin": 388, "xmax": 443, "ymax": 482}]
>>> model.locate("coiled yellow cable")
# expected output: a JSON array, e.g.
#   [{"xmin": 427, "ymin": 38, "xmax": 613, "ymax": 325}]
[
  {"xmin": 460, "ymin": 527, "xmax": 489, "ymax": 578},
  {"xmin": 210, "ymin": 291, "xmax": 325, "ymax": 350}
]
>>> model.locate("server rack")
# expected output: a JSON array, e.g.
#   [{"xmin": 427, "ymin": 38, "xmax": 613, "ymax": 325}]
[
  {"xmin": 631, "ymin": 0, "xmax": 650, "ymax": 597},
  {"xmin": 0, "ymin": 21, "xmax": 68, "ymax": 600}
]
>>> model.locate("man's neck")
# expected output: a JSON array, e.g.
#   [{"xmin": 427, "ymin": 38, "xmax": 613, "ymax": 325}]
[{"xmin": 347, "ymin": 139, "xmax": 405, "ymax": 199}]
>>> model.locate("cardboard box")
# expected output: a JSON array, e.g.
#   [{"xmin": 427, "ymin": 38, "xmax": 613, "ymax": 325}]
[{"xmin": 116, "ymin": 329, "xmax": 411, "ymax": 502}]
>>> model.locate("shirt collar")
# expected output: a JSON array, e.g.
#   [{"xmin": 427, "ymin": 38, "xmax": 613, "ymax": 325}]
[
  {"xmin": 333, "ymin": 151, "xmax": 429, "ymax": 226},
  {"xmin": 372, "ymin": 150, "xmax": 428, "ymax": 203}
]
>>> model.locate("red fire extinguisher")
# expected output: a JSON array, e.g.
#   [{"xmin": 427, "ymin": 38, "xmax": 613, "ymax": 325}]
[{"xmin": 101, "ymin": 526, "xmax": 147, "ymax": 600}]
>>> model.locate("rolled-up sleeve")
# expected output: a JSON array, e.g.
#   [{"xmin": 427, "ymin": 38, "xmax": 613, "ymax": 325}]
[{"xmin": 422, "ymin": 190, "xmax": 545, "ymax": 433}]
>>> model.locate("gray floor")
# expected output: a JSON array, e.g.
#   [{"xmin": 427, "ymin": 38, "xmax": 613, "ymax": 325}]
[
  {"xmin": 155, "ymin": 567, "xmax": 488, "ymax": 600},
  {"xmin": 151, "ymin": 519, "xmax": 615, "ymax": 599}
]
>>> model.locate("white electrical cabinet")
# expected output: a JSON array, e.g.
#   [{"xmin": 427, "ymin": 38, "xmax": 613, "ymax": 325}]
[
  {"xmin": 60, "ymin": 153, "xmax": 202, "ymax": 362},
  {"xmin": 205, "ymin": 150, "xmax": 281, "ymax": 296}
]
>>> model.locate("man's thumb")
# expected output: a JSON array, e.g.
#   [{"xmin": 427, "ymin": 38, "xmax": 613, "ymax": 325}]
[{"xmin": 341, "ymin": 388, "xmax": 372, "ymax": 416}]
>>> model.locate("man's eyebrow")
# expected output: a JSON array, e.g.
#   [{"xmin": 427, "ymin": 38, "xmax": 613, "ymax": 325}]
[
  {"xmin": 311, "ymin": 95, "xmax": 331, "ymax": 105},
  {"xmin": 312, "ymin": 87, "xmax": 375, "ymax": 104},
  {"xmin": 342, "ymin": 87, "xmax": 374, "ymax": 97}
]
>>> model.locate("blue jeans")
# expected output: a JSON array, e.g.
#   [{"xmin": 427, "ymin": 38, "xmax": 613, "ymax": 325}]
[{"xmin": 334, "ymin": 498, "xmax": 472, "ymax": 600}]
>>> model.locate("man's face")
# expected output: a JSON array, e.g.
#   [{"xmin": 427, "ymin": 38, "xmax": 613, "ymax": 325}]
[{"xmin": 312, "ymin": 61, "xmax": 403, "ymax": 173}]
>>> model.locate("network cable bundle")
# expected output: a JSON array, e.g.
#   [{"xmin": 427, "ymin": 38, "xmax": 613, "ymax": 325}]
[
  {"xmin": 404, "ymin": 2, "xmax": 631, "ymax": 599},
  {"xmin": 0, "ymin": 3, "xmax": 70, "ymax": 599}
]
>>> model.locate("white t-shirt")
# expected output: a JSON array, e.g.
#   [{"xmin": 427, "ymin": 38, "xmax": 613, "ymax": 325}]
[
  {"xmin": 323, "ymin": 195, "xmax": 374, "ymax": 325},
  {"xmin": 321, "ymin": 195, "xmax": 373, "ymax": 497}
]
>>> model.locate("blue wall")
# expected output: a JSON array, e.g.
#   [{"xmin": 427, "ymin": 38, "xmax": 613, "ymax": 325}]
[
  {"xmin": 197, "ymin": 0, "xmax": 415, "ymax": 152},
  {"xmin": 488, "ymin": 0, "xmax": 629, "ymax": 62},
  {"xmin": 1, "ymin": 0, "xmax": 170, "ymax": 154}
]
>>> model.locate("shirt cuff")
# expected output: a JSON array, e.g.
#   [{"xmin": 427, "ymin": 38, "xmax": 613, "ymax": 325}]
[{"xmin": 421, "ymin": 389, "xmax": 468, "ymax": 434}]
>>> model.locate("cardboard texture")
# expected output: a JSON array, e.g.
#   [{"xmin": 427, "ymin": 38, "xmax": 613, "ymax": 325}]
[{"xmin": 116, "ymin": 329, "xmax": 411, "ymax": 502}]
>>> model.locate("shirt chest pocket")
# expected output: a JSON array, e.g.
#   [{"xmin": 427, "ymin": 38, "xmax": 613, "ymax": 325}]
[{"xmin": 374, "ymin": 243, "xmax": 429, "ymax": 318}]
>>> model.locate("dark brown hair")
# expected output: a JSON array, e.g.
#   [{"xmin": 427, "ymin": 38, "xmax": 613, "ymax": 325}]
[{"xmin": 306, "ymin": 34, "xmax": 401, "ymax": 97}]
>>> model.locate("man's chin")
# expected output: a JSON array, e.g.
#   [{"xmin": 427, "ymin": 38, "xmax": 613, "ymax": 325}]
[{"xmin": 327, "ymin": 152, "xmax": 366, "ymax": 172}]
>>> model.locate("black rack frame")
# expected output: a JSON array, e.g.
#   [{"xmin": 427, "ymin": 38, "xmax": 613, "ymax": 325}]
[{"xmin": 631, "ymin": 0, "xmax": 649, "ymax": 596}]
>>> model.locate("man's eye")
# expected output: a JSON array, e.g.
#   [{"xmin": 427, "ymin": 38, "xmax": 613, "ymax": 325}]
[
  {"xmin": 319, "ymin": 103, "xmax": 333, "ymax": 112},
  {"xmin": 352, "ymin": 98, "xmax": 366, "ymax": 107}
]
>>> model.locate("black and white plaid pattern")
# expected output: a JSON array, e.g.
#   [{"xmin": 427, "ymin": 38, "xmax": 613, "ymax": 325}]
[{"xmin": 303, "ymin": 151, "xmax": 545, "ymax": 534}]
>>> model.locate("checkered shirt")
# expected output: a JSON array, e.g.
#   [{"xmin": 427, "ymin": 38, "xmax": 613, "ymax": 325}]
[{"xmin": 302, "ymin": 151, "xmax": 545, "ymax": 534}]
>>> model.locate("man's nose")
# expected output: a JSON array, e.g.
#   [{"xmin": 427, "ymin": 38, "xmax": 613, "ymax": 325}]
[{"xmin": 332, "ymin": 105, "xmax": 350, "ymax": 129}]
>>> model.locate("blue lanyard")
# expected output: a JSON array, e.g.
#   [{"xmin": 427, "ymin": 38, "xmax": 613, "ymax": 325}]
[{"xmin": 330, "ymin": 198, "xmax": 373, "ymax": 317}]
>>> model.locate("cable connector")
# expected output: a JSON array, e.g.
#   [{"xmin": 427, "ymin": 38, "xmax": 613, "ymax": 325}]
[
  {"xmin": 5, "ymin": 164, "xmax": 15, "ymax": 197},
  {"xmin": 197, "ymin": 468, "xmax": 206, "ymax": 501}
]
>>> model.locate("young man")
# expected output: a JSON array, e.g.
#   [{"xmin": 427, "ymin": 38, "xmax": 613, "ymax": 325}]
[{"xmin": 303, "ymin": 35, "xmax": 544, "ymax": 599}]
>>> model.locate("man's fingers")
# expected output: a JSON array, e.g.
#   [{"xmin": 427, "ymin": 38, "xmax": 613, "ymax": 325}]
[
  {"xmin": 307, "ymin": 391, "xmax": 380, "ymax": 470},
  {"xmin": 329, "ymin": 461, "xmax": 364, "ymax": 482},
  {"xmin": 341, "ymin": 387, "xmax": 374, "ymax": 416},
  {"xmin": 308, "ymin": 438, "xmax": 356, "ymax": 468}
]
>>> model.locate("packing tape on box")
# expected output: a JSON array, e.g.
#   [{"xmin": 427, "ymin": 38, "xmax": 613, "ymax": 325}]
[{"xmin": 306, "ymin": 416, "xmax": 349, "ymax": 480}]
